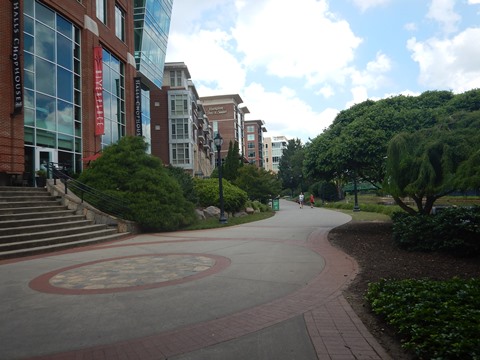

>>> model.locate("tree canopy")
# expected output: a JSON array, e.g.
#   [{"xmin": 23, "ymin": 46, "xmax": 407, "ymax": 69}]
[
  {"xmin": 278, "ymin": 138, "xmax": 305, "ymax": 192},
  {"xmin": 303, "ymin": 89, "xmax": 480, "ymax": 213},
  {"xmin": 234, "ymin": 165, "xmax": 282, "ymax": 203},
  {"xmin": 384, "ymin": 112, "xmax": 480, "ymax": 214}
]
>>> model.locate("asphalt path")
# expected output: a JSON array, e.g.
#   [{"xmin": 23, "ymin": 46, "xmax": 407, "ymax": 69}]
[{"xmin": 0, "ymin": 199, "xmax": 391, "ymax": 359}]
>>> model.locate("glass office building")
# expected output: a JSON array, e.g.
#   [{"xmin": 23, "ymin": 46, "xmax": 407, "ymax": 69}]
[
  {"xmin": 23, "ymin": 0, "xmax": 82, "ymax": 180},
  {"xmin": 0, "ymin": 0, "xmax": 174, "ymax": 185},
  {"xmin": 134, "ymin": 0, "xmax": 173, "ymax": 152}
]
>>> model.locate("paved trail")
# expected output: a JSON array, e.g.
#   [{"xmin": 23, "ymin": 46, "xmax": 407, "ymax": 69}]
[{"xmin": 0, "ymin": 199, "xmax": 391, "ymax": 359}]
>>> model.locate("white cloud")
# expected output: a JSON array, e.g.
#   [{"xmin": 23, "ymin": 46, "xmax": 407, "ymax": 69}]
[
  {"xmin": 468, "ymin": 0, "xmax": 480, "ymax": 4},
  {"xmin": 316, "ymin": 85, "xmax": 335, "ymax": 98},
  {"xmin": 407, "ymin": 28, "xmax": 480, "ymax": 92},
  {"xmin": 232, "ymin": 0, "xmax": 362, "ymax": 86},
  {"xmin": 349, "ymin": 52, "xmax": 392, "ymax": 90},
  {"xmin": 426, "ymin": 0, "xmax": 461, "ymax": 34},
  {"xmin": 243, "ymin": 83, "xmax": 338, "ymax": 142},
  {"xmin": 167, "ymin": 30, "xmax": 246, "ymax": 93},
  {"xmin": 346, "ymin": 86, "xmax": 369, "ymax": 108},
  {"xmin": 351, "ymin": 0, "xmax": 391, "ymax": 13}
]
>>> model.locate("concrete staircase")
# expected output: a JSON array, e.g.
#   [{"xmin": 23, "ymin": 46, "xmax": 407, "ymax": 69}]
[{"xmin": 0, "ymin": 186, "xmax": 129, "ymax": 259}]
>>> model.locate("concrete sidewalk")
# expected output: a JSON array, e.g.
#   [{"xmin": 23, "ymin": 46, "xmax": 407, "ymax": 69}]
[{"xmin": 0, "ymin": 199, "xmax": 391, "ymax": 359}]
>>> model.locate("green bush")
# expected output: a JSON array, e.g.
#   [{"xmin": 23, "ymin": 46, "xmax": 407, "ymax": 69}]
[
  {"xmin": 77, "ymin": 136, "xmax": 196, "ymax": 232},
  {"xmin": 194, "ymin": 178, "xmax": 248, "ymax": 213},
  {"xmin": 324, "ymin": 201, "xmax": 399, "ymax": 217},
  {"xmin": 366, "ymin": 278, "xmax": 480, "ymax": 359},
  {"xmin": 392, "ymin": 206, "xmax": 480, "ymax": 255}
]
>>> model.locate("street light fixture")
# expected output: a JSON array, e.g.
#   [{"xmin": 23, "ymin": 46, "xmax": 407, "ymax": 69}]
[{"xmin": 214, "ymin": 133, "xmax": 227, "ymax": 224}]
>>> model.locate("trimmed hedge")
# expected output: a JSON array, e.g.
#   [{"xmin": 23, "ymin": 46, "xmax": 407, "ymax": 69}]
[
  {"xmin": 194, "ymin": 178, "xmax": 248, "ymax": 213},
  {"xmin": 392, "ymin": 206, "xmax": 480, "ymax": 255}
]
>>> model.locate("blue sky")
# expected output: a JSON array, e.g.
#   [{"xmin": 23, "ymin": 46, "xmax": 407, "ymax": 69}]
[{"xmin": 165, "ymin": 0, "xmax": 480, "ymax": 144}]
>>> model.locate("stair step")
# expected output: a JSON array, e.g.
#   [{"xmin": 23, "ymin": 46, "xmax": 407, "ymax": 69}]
[
  {"xmin": 0, "ymin": 195, "xmax": 56, "ymax": 202},
  {"xmin": 0, "ymin": 224, "xmax": 110, "ymax": 243},
  {"xmin": 0, "ymin": 186, "xmax": 48, "ymax": 193},
  {"xmin": 0, "ymin": 219, "xmax": 93, "ymax": 234},
  {"xmin": 0, "ymin": 186, "xmax": 127, "ymax": 259},
  {"xmin": 0, "ymin": 205, "xmax": 68, "ymax": 215},
  {"xmin": 0, "ymin": 209, "xmax": 76, "ymax": 221},
  {"xmin": 0, "ymin": 232, "xmax": 129, "ymax": 259},
  {"xmin": 0, "ymin": 200, "xmax": 62, "ymax": 209}
]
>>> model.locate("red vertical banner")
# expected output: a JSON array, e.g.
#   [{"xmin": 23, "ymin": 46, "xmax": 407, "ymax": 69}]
[{"xmin": 93, "ymin": 46, "xmax": 104, "ymax": 136}]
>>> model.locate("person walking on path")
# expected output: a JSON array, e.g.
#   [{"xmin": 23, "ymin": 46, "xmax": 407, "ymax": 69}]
[
  {"xmin": 299, "ymin": 192, "xmax": 304, "ymax": 208},
  {"xmin": 310, "ymin": 194, "xmax": 315, "ymax": 208}
]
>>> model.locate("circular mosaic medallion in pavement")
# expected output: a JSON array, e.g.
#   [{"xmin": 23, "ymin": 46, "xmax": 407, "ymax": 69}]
[{"xmin": 29, "ymin": 254, "xmax": 231, "ymax": 295}]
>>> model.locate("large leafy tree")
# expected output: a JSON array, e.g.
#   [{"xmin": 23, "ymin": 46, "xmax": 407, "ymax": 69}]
[
  {"xmin": 78, "ymin": 136, "xmax": 196, "ymax": 231},
  {"xmin": 384, "ymin": 113, "xmax": 480, "ymax": 214},
  {"xmin": 222, "ymin": 140, "xmax": 243, "ymax": 181},
  {"xmin": 235, "ymin": 165, "xmax": 282, "ymax": 203},
  {"xmin": 278, "ymin": 138, "xmax": 305, "ymax": 192},
  {"xmin": 304, "ymin": 90, "xmax": 477, "ymax": 190}
]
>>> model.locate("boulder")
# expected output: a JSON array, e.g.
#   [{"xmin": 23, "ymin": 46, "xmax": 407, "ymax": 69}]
[
  {"xmin": 204, "ymin": 206, "xmax": 221, "ymax": 218},
  {"xmin": 234, "ymin": 211, "xmax": 248, "ymax": 217},
  {"xmin": 195, "ymin": 209, "xmax": 206, "ymax": 220},
  {"xmin": 245, "ymin": 207, "xmax": 255, "ymax": 214}
]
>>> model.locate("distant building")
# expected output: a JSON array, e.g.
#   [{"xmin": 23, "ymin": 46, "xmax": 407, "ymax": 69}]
[
  {"xmin": 244, "ymin": 119, "xmax": 267, "ymax": 167},
  {"xmin": 151, "ymin": 62, "xmax": 214, "ymax": 177},
  {"xmin": 263, "ymin": 136, "xmax": 288, "ymax": 173},
  {"xmin": 0, "ymin": 0, "xmax": 173, "ymax": 185},
  {"xmin": 200, "ymin": 94, "xmax": 250, "ymax": 164}
]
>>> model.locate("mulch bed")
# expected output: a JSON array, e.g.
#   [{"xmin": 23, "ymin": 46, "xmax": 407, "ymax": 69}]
[{"xmin": 328, "ymin": 221, "xmax": 480, "ymax": 359}]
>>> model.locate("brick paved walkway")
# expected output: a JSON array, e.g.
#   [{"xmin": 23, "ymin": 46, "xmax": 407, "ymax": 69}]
[{"xmin": 1, "ymin": 201, "xmax": 391, "ymax": 360}]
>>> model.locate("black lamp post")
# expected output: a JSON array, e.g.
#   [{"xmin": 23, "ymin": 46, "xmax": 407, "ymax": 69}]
[{"xmin": 214, "ymin": 133, "xmax": 227, "ymax": 224}]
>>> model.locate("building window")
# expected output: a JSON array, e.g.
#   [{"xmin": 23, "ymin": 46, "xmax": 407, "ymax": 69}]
[
  {"xmin": 247, "ymin": 125, "xmax": 254, "ymax": 133},
  {"xmin": 248, "ymin": 142, "xmax": 255, "ymax": 149},
  {"xmin": 272, "ymin": 156, "xmax": 280, "ymax": 163},
  {"xmin": 248, "ymin": 151, "xmax": 256, "ymax": 158},
  {"xmin": 171, "ymin": 118, "xmax": 189, "ymax": 140},
  {"xmin": 141, "ymin": 87, "xmax": 151, "ymax": 153},
  {"xmin": 96, "ymin": 0, "xmax": 107, "ymax": 24},
  {"xmin": 172, "ymin": 143, "xmax": 190, "ymax": 165},
  {"xmin": 170, "ymin": 70, "xmax": 182, "ymax": 87},
  {"xmin": 247, "ymin": 134, "xmax": 255, "ymax": 141},
  {"xmin": 115, "ymin": 5, "xmax": 125, "ymax": 41},
  {"xmin": 170, "ymin": 94, "xmax": 188, "ymax": 115},
  {"xmin": 101, "ymin": 49, "xmax": 125, "ymax": 148},
  {"xmin": 23, "ymin": 1, "xmax": 82, "ymax": 172}
]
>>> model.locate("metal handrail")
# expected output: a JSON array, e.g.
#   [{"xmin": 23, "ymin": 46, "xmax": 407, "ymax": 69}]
[{"xmin": 46, "ymin": 162, "xmax": 132, "ymax": 219}]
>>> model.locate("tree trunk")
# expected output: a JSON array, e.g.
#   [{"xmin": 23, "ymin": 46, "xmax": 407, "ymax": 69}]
[{"xmin": 393, "ymin": 195, "xmax": 417, "ymax": 215}]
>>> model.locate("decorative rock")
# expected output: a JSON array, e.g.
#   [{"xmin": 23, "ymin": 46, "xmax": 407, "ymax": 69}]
[
  {"xmin": 245, "ymin": 207, "xmax": 255, "ymax": 214},
  {"xmin": 234, "ymin": 211, "xmax": 248, "ymax": 217},
  {"xmin": 204, "ymin": 206, "xmax": 221, "ymax": 218},
  {"xmin": 195, "ymin": 209, "xmax": 206, "ymax": 220}
]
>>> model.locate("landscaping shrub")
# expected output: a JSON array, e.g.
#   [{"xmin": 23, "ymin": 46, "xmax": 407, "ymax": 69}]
[
  {"xmin": 392, "ymin": 206, "xmax": 480, "ymax": 255},
  {"xmin": 247, "ymin": 200, "xmax": 270, "ymax": 212},
  {"xmin": 194, "ymin": 178, "xmax": 248, "ymax": 213},
  {"xmin": 366, "ymin": 278, "xmax": 480, "ymax": 359},
  {"xmin": 78, "ymin": 136, "xmax": 196, "ymax": 232}
]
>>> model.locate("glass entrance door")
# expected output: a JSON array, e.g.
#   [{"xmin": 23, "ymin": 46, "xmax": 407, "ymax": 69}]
[{"xmin": 35, "ymin": 147, "xmax": 57, "ymax": 175}]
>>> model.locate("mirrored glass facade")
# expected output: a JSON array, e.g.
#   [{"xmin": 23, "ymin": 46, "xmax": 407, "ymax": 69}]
[
  {"xmin": 23, "ymin": 0, "xmax": 82, "ymax": 173},
  {"xmin": 133, "ymin": 0, "xmax": 172, "ymax": 87},
  {"xmin": 101, "ymin": 49, "xmax": 126, "ymax": 149}
]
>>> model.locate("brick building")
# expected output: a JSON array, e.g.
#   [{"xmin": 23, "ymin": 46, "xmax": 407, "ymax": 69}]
[
  {"xmin": 151, "ymin": 62, "xmax": 214, "ymax": 177},
  {"xmin": 200, "ymin": 94, "xmax": 249, "ymax": 162},
  {"xmin": 244, "ymin": 119, "xmax": 267, "ymax": 167},
  {"xmin": 0, "ymin": 0, "xmax": 173, "ymax": 186}
]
